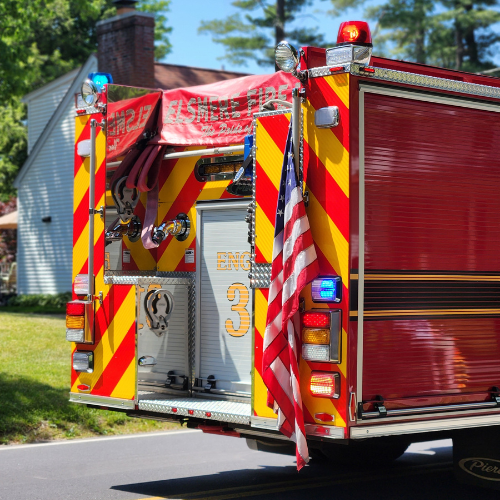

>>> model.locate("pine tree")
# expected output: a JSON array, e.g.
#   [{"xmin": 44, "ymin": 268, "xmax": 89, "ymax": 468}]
[
  {"xmin": 365, "ymin": 0, "xmax": 435, "ymax": 64},
  {"xmin": 198, "ymin": 0, "xmax": 331, "ymax": 68},
  {"xmin": 362, "ymin": 0, "xmax": 500, "ymax": 71},
  {"xmin": 436, "ymin": 0, "xmax": 500, "ymax": 71}
]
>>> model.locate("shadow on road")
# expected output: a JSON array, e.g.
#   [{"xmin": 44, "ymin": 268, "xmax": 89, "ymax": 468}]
[{"xmin": 111, "ymin": 441, "xmax": 498, "ymax": 500}]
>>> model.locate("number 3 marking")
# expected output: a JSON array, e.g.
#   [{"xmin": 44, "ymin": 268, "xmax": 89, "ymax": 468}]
[{"xmin": 226, "ymin": 283, "xmax": 250, "ymax": 337}]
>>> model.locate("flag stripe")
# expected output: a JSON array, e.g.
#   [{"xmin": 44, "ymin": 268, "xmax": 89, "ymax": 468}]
[{"xmin": 262, "ymin": 118, "xmax": 319, "ymax": 471}]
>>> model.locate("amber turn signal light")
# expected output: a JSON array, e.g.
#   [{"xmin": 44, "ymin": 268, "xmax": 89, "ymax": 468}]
[
  {"xmin": 302, "ymin": 328, "xmax": 330, "ymax": 345},
  {"xmin": 66, "ymin": 315, "xmax": 85, "ymax": 329}
]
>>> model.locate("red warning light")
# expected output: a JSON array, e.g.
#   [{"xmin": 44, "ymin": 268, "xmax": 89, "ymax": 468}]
[{"xmin": 337, "ymin": 21, "xmax": 372, "ymax": 45}]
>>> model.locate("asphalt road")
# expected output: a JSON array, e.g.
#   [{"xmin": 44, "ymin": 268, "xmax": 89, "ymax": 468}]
[{"xmin": 0, "ymin": 429, "xmax": 497, "ymax": 500}]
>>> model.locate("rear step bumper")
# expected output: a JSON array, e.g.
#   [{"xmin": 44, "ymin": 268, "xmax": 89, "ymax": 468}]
[
  {"xmin": 138, "ymin": 397, "xmax": 251, "ymax": 425},
  {"xmin": 137, "ymin": 396, "xmax": 347, "ymax": 440}
]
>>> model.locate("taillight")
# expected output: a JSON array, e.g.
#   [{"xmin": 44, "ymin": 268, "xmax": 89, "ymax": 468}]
[
  {"xmin": 66, "ymin": 300, "xmax": 94, "ymax": 344},
  {"xmin": 310, "ymin": 372, "xmax": 340, "ymax": 398},
  {"xmin": 66, "ymin": 302, "xmax": 85, "ymax": 316},
  {"xmin": 301, "ymin": 310, "xmax": 341, "ymax": 363},
  {"xmin": 302, "ymin": 312, "xmax": 330, "ymax": 328},
  {"xmin": 337, "ymin": 21, "xmax": 372, "ymax": 45}
]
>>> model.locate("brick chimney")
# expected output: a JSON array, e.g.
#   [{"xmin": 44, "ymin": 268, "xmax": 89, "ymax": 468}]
[{"xmin": 97, "ymin": 0, "xmax": 155, "ymax": 88}]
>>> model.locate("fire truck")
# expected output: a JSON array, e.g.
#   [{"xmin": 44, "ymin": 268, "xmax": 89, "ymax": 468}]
[{"xmin": 68, "ymin": 20, "xmax": 500, "ymax": 487}]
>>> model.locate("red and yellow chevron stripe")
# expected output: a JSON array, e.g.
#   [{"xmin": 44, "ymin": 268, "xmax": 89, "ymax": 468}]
[
  {"xmin": 71, "ymin": 114, "xmax": 136, "ymax": 401},
  {"xmin": 253, "ymin": 73, "xmax": 350, "ymax": 431},
  {"xmin": 156, "ymin": 147, "xmax": 238, "ymax": 272}
]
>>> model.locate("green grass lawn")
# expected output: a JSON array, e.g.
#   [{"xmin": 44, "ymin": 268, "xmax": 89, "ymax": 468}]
[{"xmin": 0, "ymin": 311, "xmax": 180, "ymax": 444}]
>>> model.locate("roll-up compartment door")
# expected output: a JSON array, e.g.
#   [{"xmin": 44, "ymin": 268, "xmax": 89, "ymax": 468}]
[
  {"xmin": 360, "ymin": 87, "xmax": 500, "ymax": 410},
  {"xmin": 197, "ymin": 201, "xmax": 252, "ymax": 396}
]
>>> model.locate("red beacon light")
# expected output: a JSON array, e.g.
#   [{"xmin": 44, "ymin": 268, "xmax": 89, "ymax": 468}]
[
  {"xmin": 326, "ymin": 20, "xmax": 373, "ymax": 67},
  {"xmin": 337, "ymin": 21, "xmax": 372, "ymax": 46}
]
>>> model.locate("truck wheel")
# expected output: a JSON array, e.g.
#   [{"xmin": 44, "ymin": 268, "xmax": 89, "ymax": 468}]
[{"xmin": 316, "ymin": 440, "xmax": 409, "ymax": 465}]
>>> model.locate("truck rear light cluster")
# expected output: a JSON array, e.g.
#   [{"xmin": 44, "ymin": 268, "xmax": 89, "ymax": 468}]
[
  {"xmin": 310, "ymin": 372, "xmax": 340, "ymax": 398},
  {"xmin": 66, "ymin": 300, "xmax": 94, "ymax": 344},
  {"xmin": 301, "ymin": 310, "xmax": 341, "ymax": 363}
]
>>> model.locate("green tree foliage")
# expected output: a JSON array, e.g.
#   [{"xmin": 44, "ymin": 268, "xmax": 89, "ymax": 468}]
[
  {"xmin": 0, "ymin": 102, "xmax": 27, "ymax": 202},
  {"xmin": 199, "ymin": 0, "xmax": 331, "ymax": 67},
  {"xmin": 0, "ymin": 0, "xmax": 171, "ymax": 201},
  {"xmin": 138, "ymin": 0, "xmax": 173, "ymax": 61},
  {"xmin": 0, "ymin": 197, "xmax": 17, "ymax": 263},
  {"xmin": 360, "ymin": 0, "xmax": 500, "ymax": 71}
]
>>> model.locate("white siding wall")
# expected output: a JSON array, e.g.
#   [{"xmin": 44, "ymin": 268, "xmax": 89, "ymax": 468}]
[
  {"xmin": 17, "ymin": 102, "xmax": 75, "ymax": 294},
  {"xmin": 25, "ymin": 70, "xmax": 78, "ymax": 154},
  {"xmin": 18, "ymin": 60, "xmax": 97, "ymax": 294}
]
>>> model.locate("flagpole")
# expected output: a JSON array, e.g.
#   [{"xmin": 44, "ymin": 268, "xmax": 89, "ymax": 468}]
[{"xmin": 292, "ymin": 87, "xmax": 301, "ymax": 179}]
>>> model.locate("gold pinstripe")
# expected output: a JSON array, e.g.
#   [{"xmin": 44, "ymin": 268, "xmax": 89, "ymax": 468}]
[{"xmin": 351, "ymin": 308, "xmax": 500, "ymax": 317}]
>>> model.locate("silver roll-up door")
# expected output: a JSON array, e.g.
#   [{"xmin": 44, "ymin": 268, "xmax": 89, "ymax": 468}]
[{"xmin": 197, "ymin": 201, "xmax": 252, "ymax": 395}]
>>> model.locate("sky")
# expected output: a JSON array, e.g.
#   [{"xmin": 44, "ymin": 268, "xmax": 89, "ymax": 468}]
[{"xmin": 165, "ymin": 0, "xmax": 368, "ymax": 75}]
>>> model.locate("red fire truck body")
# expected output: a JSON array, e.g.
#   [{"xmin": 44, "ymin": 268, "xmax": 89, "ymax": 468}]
[{"xmin": 69, "ymin": 22, "xmax": 500, "ymax": 485}]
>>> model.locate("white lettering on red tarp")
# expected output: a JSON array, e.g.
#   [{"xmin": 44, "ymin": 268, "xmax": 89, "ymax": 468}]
[
  {"xmin": 158, "ymin": 72, "xmax": 298, "ymax": 146},
  {"xmin": 106, "ymin": 92, "xmax": 162, "ymax": 160}
]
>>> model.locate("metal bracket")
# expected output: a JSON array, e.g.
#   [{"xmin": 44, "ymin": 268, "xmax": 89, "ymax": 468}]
[
  {"xmin": 165, "ymin": 371, "xmax": 188, "ymax": 391},
  {"xmin": 204, "ymin": 375, "xmax": 216, "ymax": 392},
  {"xmin": 112, "ymin": 177, "xmax": 139, "ymax": 223},
  {"xmin": 144, "ymin": 289, "xmax": 174, "ymax": 337},
  {"xmin": 303, "ymin": 190, "xmax": 309, "ymax": 207},
  {"xmin": 491, "ymin": 386, "xmax": 500, "ymax": 405},
  {"xmin": 374, "ymin": 395, "xmax": 387, "ymax": 417}
]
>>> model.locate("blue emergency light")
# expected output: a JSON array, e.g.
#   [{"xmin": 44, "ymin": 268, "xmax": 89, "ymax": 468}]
[
  {"xmin": 311, "ymin": 276, "xmax": 342, "ymax": 303},
  {"xmin": 88, "ymin": 72, "xmax": 113, "ymax": 91}
]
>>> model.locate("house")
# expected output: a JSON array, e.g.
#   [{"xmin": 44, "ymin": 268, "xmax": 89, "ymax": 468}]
[{"xmin": 13, "ymin": 5, "xmax": 246, "ymax": 295}]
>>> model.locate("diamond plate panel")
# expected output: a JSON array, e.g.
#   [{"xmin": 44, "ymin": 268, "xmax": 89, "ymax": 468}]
[
  {"xmin": 350, "ymin": 63, "xmax": 500, "ymax": 100},
  {"xmin": 138, "ymin": 397, "xmax": 251, "ymax": 424},
  {"xmin": 249, "ymin": 263, "xmax": 272, "ymax": 288}
]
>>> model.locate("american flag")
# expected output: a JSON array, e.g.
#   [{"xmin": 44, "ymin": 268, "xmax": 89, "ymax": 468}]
[{"xmin": 262, "ymin": 119, "xmax": 319, "ymax": 470}]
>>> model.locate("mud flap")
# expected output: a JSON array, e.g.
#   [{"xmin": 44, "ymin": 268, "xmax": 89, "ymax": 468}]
[{"xmin": 453, "ymin": 426, "xmax": 500, "ymax": 490}]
